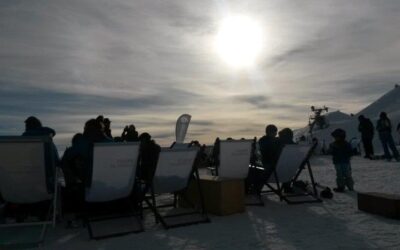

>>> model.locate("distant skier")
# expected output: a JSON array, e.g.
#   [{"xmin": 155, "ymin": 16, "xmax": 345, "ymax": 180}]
[
  {"xmin": 376, "ymin": 112, "xmax": 400, "ymax": 161},
  {"xmin": 329, "ymin": 129, "xmax": 354, "ymax": 193},
  {"xmin": 358, "ymin": 115, "xmax": 374, "ymax": 159}
]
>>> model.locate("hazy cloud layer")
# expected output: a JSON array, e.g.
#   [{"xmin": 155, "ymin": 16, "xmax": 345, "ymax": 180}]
[{"xmin": 1, "ymin": 0, "xmax": 400, "ymax": 148}]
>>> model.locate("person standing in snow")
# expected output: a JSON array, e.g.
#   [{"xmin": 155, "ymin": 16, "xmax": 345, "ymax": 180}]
[
  {"xmin": 358, "ymin": 115, "xmax": 375, "ymax": 159},
  {"xmin": 376, "ymin": 112, "xmax": 400, "ymax": 161},
  {"xmin": 329, "ymin": 129, "xmax": 354, "ymax": 192},
  {"xmin": 397, "ymin": 122, "xmax": 400, "ymax": 145}
]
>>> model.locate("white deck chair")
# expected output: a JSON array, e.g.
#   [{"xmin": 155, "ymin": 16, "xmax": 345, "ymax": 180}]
[
  {"xmin": 146, "ymin": 148, "xmax": 210, "ymax": 229},
  {"xmin": 85, "ymin": 142, "xmax": 142, "ymax": 239},
  {"xmin": 0, "ymin": 136, "xmax": 58, "ymax": 248},
  {"xmin": 216, "ymin": 140, "xmax": 253, "ymax": 179},
  {"xmin": 265, "ymin": 144, "xmax": 321, "ymax": 204},
  {"xmin": 170, "ymin": 142, "xmax": 191, "ymax": 149}
]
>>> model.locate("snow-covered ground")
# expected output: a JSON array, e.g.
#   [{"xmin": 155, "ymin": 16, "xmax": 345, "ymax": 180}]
[{"xmin": 40, "ymin": 155, "xmax": 400, "ymax": 250}]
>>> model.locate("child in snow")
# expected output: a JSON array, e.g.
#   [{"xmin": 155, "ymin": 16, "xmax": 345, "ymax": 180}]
[{"xmin": 329, "ymin": 128, "xmax": 354, "ymax": 192}]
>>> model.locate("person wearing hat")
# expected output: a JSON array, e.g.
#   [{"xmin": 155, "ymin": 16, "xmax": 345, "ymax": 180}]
[
  {"xmin": 329, "ymin": 128, "xmax": 354, "ymax": 193},
  {"xmin": 376, "ymin": 112, "xmax": 399, "ymax": 161},
  {"xmin": 23, "ymin": 116, "xmax": 56, "ymax": 137}
]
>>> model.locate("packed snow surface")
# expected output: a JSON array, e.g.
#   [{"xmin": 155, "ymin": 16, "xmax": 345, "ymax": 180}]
[{"xmin": 40, "ymin": 155, "xmax": 400, "ymax": 250}]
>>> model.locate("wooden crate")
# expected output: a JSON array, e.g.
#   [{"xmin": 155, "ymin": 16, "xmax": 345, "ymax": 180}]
[
  {"xmin": 357, "ymin": 192, "xmax": 400, "ymax": 219},
  {"xmin": 181, "ymin": 175, "xmax": 245, "ymax": 216}
]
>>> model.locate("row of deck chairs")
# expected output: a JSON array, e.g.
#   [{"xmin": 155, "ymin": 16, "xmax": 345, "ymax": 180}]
[
  {"xmin": 0, "ymin": 136, "xmax": 210, "ymax": 246},
  {"xmin": 210, "ymin": 140, "xmax": 321, "ymax": 205},
  {"xmin": 0, "ymin": 136, "xmax": 320, "ymax": 247}
]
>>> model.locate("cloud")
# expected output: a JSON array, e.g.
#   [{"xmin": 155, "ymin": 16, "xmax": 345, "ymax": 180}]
[
  {"xmin": 1, "ymin": 0, "xmax": 400, "ymax": 148},
  {"xmin": 234, "ymin": 94, "xmax": 308, "ymax": 112}
]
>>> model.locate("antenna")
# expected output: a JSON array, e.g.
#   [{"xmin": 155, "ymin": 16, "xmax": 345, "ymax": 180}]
[{"xmin": 308, "ymin": 105, "xmax": 329, "ymax": 136}]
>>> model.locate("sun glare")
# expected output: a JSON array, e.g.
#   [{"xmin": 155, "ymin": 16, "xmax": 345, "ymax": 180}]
[{"xmin": 214, "ymin": 15, "xmax": 264, "ymax": 69}]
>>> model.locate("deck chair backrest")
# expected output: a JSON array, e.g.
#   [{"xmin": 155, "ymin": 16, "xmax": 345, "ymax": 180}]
[
  {"xmin": 171, "ymin": 143, "xmax": 190, "ymax": 149},
  {"xmin": 152, "ymin": 148, "xmax": 198, "ymax": 194},
  {"xmin": 85, "ymin": 142, "xmax": 140, "ymax": 202},
  {"xmin": 0, "ymin": 136, "xmax": 54, "ymax": 203},
  {"xmin": 269, "ymin": 144, "xmax": 312, "ymax": 183},
  {"xmin": 218, "ymin": 140, "xmax": 253, "ymax": 179}
]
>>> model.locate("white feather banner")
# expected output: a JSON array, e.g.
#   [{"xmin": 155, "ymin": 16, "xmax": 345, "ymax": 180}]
[{"xmin": 175, "ymin": 114, "xmax": 191, "ymax": 143}]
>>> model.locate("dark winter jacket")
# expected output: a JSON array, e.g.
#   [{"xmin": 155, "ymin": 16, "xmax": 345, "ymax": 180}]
[
  {"xmin": 137, "ymin": 140, "xmax": 161, "ymax": 183},
  {"xmin": 329, "ymin": 140, "xmax": 353, "ymax": 164},
  {"xmin": 376, "ymin": 118, "xmax": 392, "ymax": 134},
  {"xmin": 258, "ymin": 136, "xmax": 283, "ymax": 168},
  {"xmin": 358, "ymin": 118, "xmax": 374, "ymax": 138},
  {"xmin": 22, "ymin": 126, "xmax": 56, "ymax": 137}
]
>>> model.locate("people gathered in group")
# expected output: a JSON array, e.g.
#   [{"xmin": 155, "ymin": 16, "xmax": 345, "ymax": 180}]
[
  {"xmin": 57, "ymin": 115, "xmax": 161, "ymax": 218},
  {"xmin": 8, "ymin": 109, "xmax": 398, "ymax": 221}
]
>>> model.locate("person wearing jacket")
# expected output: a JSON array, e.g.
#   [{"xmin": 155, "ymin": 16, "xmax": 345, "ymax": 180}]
[
  {"xmin": 329, "ymin": 128, "xmax": 354, "ymax": 192},
  {"xmin": 358, "ymin": 115, "xmax": 374, "ymax": 159},
  {"xmin": 376, "ymin": 112, "xmax": 399, "ymax": 161}
]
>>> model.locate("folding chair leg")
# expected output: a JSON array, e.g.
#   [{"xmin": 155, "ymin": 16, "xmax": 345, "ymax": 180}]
[
  {"xmin": 52, "ymin": 168, "xmax": 59, "ymax": 228},
  {"xmin": 306, "ymin": 161, "xmax": 319, "ymax": 197},
  {"xmin": 194, "ymin": 169, "xmax": 207, "ymax": 215}
]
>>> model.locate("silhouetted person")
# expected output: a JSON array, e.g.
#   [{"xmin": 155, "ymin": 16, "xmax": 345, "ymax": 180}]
[
  {"xmin": 18, "ymin": 116, "xmax": 60, "ymax": 219},
  {"xmin": 397, "ymin": 122, "xmax": 400, "ymax": 145},
  {"xmin": 250, "ymin": 125, "xmax": 283, "ymax": 194},
  {"xmin": 329, "ymin": 129, "xmax": 354, "ymax": 192},
  {"xmin": 23, "ymin": 116, "xmax": 56, "ymax": 137},
  {"xmin": 22, "ymin": 116, "xmax": 60, "ymax": 163},
  {"xmin": 80, "ymin": 118, "xmax": 113, "ymax": 188},
  {"xmin": 358, "ymin": 115, "xmax": 374, "ymax": 159},
  {"xmin": 103, "ymin": 118, "xmax": 112, "ymax": 139},
  {"xmin": 132, "ymin": 132, "xmax": 161, "ymax": 205},
  {"xmin": 121, "ymin": 124, "xmax": 139, "ymax": 142},
  {"xmin": 62, "ymin": 134, "xmax": 86, "ymax": 186},
  {"xmin": 278, "ymin": 128, "xmax": 295, "ymax": 193},
  {"xmin": 190, "ymin": 140, "xmax": 201, "ymax": 148},
  {"xmin": 376, "ymin": 112, "xmax": 399, "ymax": 161},
  {"xmin": 95, "ymin": 115, "xmax": 104, "ymax": 125},
  {"xmin": 278, "ymin": 128, "xmax": 295, "ymax": 145},
  {"xmin": 212, "ymin": 137, "xmax": 220, "ymax": 167},
  {"xmin": 259, "ymin": 125, "xmax": 283, "ymax": 174},
  {"xmin": 137, "ymin": 132, "xmax": 161, "ymax": 183},
  {"xmin": 61, "ymin": 133, "xmax": 87, "ymax": 216}
]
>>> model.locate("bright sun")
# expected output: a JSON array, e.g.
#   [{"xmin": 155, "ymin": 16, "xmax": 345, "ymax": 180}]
[{"xmin": 214, "ymin": 15, "xmax": 264, "ymax": 68}]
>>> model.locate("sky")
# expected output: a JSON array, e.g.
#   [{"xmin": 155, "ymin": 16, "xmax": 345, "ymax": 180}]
[{"xmin": 1, "ymin": 0, "xmax": 400, "ymax": 148}]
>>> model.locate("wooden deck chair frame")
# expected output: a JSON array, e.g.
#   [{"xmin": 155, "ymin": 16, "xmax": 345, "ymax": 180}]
[
  {"xmin": 0, "ymin": 136, "xmax": 59, "ymax": 248},
  {"xmin": 145, "ymin": 148, "xmax": 210, "ymax": 229},
  {"xmin": 84, "ymin": 142, "xmax": 143, "ymax": 240},
  {"xmin": 263, "ymin": 143, "xmax": 322, "ymax": 205}
]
